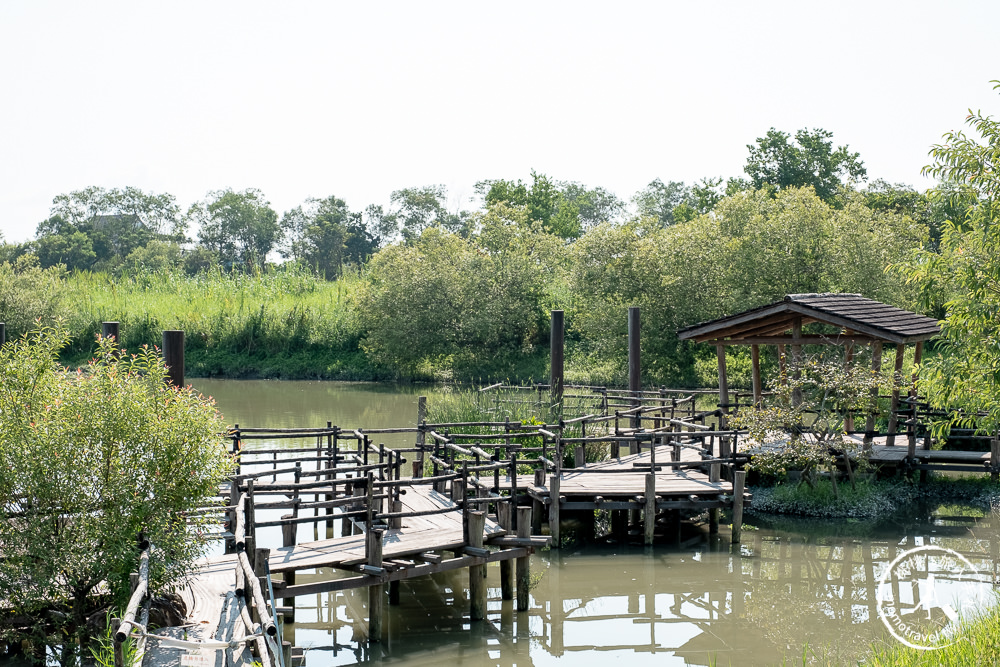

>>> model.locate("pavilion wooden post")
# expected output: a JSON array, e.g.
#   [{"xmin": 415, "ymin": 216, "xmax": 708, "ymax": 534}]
[
  {"xmin": 750, "ymin": 344, "xmax": 762, "ymax": 407},
  {"xmin": 716, "ymin": 344, "xmax": 729, "ymax": 429},
  {"xmin": 777, "ymin": 344, "xmax": 787, "ymax": 385},
  {"xmin": 629, "ymin": 307, "xmax": 641, "ymax": 429},
  {"xmin": 844, "ymin": 341, "xmax": 856, "ymax": 432},
  {"xmin": 864, "ymin": 342, "xmax": 883, "ymax": 447},
  {"xmin": 790, "ymin": 318, "xmax": 803, "ymax": 407},
  {"xmin": 910, "ymin": 342, "xmax": 924, "ymax": 400},
  {"xmin": 886, "ymin": 345, "xmax": 906, "ymax": 446},
  {"xmin": 550, "ymin": 310, "xmax": 564, "ymax": 416},
  {"xmin": 162, "ymin": 330, "xmax": 184, "ymax": 388}
]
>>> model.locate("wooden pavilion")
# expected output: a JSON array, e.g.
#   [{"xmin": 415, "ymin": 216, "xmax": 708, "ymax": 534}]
[{"xmin": 676, "ymin": 293, "xmax": 941, "ymax": 441}]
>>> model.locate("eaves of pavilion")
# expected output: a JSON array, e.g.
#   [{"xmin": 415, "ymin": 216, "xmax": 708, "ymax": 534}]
[{"xmin": 676, "ymin": 293, "xmax": 941, "ymax": 420}]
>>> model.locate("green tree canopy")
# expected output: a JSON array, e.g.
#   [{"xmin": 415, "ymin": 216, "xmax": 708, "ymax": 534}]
[
  {"xmin": 899, "ymin": 81, "xmax": 1000, "ymax": 431},
  {"xmin": 744, "ymin": 128, "xmax": 867, "ymax": 203},
  {"xmin": 34, "ymin": 186, "xmax": 182, "ymax": 270},
  {"xmin": 192, "ymin": 188, "xmax": 281, "ymax": 271}
]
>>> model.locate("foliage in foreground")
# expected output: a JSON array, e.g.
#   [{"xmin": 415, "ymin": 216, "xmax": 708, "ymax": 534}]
[
  {"xmin": 864, "ymin": 601, "xmax": 1000, "ymax": 666},
  {"xmin": 0, "ymin": 326, "xmax": 232, "ymax": 655}
]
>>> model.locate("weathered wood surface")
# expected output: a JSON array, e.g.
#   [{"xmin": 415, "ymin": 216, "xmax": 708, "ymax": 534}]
[
  {"xmin": 268, "ymin": 486, "xmax": 503, "ymax": 574},
  {"xmin": 142, "ymin": 554, "xmax": 257, "ymax": 667},
  {"xmin": 746, "ymin": 435, "xmax": 993, "ymax": 466}
]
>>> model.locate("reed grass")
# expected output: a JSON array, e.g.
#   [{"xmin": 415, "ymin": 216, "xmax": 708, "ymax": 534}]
[{"xmin": 62, "ymin": 266, "xmax": 375, "ymax": 379}]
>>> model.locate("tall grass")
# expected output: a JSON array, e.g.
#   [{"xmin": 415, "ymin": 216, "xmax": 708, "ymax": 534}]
[{"xmin": 62, "ymin": 266, "xmax": 376, "ymax": 379}]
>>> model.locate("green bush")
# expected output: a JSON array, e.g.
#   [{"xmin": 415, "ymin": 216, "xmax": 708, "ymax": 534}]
[{"xmin": 0, "ymin": 325, "xmax": 233, "ymax": 657}]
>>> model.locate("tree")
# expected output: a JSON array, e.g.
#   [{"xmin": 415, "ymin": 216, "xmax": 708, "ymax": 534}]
[
  {"xmin": 744, "ymin": 128, "xmax": 867, "ymax": 202},
  {"xmin": 899, "ymin": 81, "xmax": 1000, "ymax": 432},
  {"xmin": 0, "ymin": 255, "xmax": 69, "ymax": 338},
  {"xmin": 0, "ymin": 326, "xmax": 232, "ymax": 658},
  {"xmin": 192, "ymin": 188, "xmax": 281, "ymax": 271},
  {"xmin": 282, "ymin": 196, "xmax": 357, "ymax": 278},
  {"xmin": 632, "ymin": 178, "xmax": 689, "ymax": 226},
  {"xmin": 389, "ymin": 186, "xmax": 472, "ymax": 241},
  {"xmin": 356, "ymin": 205, "xmax": 560, "ymax": 374},
  {"xmin": 479, "ymin": 171, "xmax": 583, "ymax": 238},
  {"xmin": 37, "ymin": 186, "xmax": 183, "ymax": 269}
]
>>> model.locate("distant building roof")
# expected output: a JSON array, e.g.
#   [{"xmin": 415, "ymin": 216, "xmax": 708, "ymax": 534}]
[{"xmin": 676, "ymin": 293, "xmax": 941, "ymax": 345}]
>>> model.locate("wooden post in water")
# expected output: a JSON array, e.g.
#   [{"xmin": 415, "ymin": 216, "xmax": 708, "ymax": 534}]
[
  {"xmin": 0, "ymin": 322, "xmax": 4, "ymax": 347},
  {"xmin": 415, "ymin": 396, "xmax": 426, "ymax": 478},
  {"xmin": 532, "ymin": 468, "xmax": 545, "ymax": 533},
  {"xmin": 548, "ymin": 475, "xmax": 561, "ymax": 548},
  {"xmin": 367, "ymin": 528, "xmax": 385, "ymax": 641},
  {"xmin": 499, "ymin": 503, "xmax": 514, "ymax": 601},
  {"xmin": 516, "ymin": 506, "xmax": 531, "ymax": 612},
  {"xmin": 731, "ymin": 470, "xmax": 746, "ymax": 546},
  {"xmin": 643, "ymin": 473, "xmax": 656, "ymax": 545},
  {"xmin": 102, "ymin": 321, "xmax": 120, "ymax": 354},
  {"xmin": 992, "ymin": 431, "xmax": 1000, "ymax": 484},
  {"xmin": 629, "ymin": 307, "xmax": 641, "ymax": 429},
  {"xmin": 162, "ymin": 330, "xmax": 184, "ymax": 388},
  {"xmin": 468, "ymin": 511, "xmax": 487, "ymax": 621},
  {"xmin": 550, "ymin": 311, "xmax": 564, "ymax": 416}
]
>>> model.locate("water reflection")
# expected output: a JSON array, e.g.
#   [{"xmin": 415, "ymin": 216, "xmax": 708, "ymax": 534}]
[{"xmin": 276, "ymin": 514, "xmax": 1000, "ymax": 667}]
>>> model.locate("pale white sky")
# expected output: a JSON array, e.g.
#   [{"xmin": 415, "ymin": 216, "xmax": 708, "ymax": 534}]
[{"xmin": 1, "ymin": 1, "xmax": 998, "ymax": 242}]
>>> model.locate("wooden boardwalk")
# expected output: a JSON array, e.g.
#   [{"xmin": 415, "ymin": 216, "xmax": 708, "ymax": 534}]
[{"xmin": 269, "ymin": 486, "xmax": 506, "ymax": 577}]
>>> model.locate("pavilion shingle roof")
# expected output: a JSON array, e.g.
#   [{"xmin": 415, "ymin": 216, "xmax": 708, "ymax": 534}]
[{"xmin": 676, "ymin": 293, "xmax": 941, "ymax": 345}]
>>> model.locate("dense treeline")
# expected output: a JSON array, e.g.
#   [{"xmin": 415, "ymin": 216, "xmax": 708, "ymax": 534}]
[{"xmin": 0, "ymin": 126, "xmax": 963, "ymax": 386}]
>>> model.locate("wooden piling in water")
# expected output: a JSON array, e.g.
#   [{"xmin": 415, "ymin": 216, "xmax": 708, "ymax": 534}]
[
  {"xmin": 468, "ymin": 511, "xmax": 487, "ymax": 621},
  {"xmin": 162, "ymin": 330, "xmax": 184, "ymax": 388},
  {"xmin": 498, "ymin": 503, "xmax": 514, "ymax": 601},
  {"xmin": 516, "ymin": 506, "xmax": 531, "ymax": 612},
  {"xmin": 629, "ymin": 307, "xmax": 641, "ymax": 428},
  {"xmin": 643, "ymin": 473, "xmax": 656, "ymax": 545},
  {"xmin": 731, "ymin": 470, "xmax": 746, "ymax": 545},
  {"xmin": 0, "ymin": 322, "xmax": 4, "ymax": 347},
  {"xmin": 415, "ymin": 396, "xmax": 426, "ymax": 478},
  {"xmin": 550, "ymin": 310, "xmax": 564, "ymax": 415},
  {"xmin": 367, "ymin": 528, "xmax": 384, "ymax": 641},
  {"xmin": 548, "ymin": 475, "xmax": 561, "ymax": 548}
]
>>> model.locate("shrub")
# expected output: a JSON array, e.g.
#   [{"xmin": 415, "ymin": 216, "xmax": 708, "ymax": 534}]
[{"xmin": 0, "ymin": 325, "xmax": 233, "ymax": 657}]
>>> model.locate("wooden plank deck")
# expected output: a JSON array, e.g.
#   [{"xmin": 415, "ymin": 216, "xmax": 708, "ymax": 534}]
[
  {"xmin": 268, "ymin": 486, "xmax": 504, "ymax": 574},
  {"xmin": 142, "ymin": 554, "xmax": 257, "ymax": 667},
  {"xmin": 744, "ymin": 433, "xmax": 994, "ymax": 468}
]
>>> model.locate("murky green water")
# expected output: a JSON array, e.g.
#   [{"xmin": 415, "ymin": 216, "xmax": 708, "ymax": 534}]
[{"xmin": 193, "ymin": 379, "xmax": 1000, "ymax": 666}]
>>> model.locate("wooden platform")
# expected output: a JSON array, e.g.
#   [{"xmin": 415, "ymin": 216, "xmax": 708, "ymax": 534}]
[
  {"xmin": 269, "ymin": 487, "xmax": 505, "ymax": 574},
  {"xmin": 142, "ymin": 555, "xmax": 258, "ymax": 667}
]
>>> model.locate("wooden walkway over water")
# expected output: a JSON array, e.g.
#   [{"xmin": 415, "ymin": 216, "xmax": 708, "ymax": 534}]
[{"xmin": 126, "ymin": 400, "xmax": 749, "ymax": 667}]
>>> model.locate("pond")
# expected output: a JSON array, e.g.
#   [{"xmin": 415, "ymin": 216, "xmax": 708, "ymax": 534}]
[{"xmin": 192, "ymin": 379, "xmax": 1000, "ymax": 666}]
